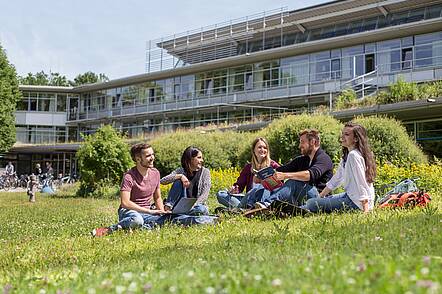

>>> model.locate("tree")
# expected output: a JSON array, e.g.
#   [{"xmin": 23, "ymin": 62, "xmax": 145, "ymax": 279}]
[
  {"xmin": 0, "ymin": 44, "xmax": 20, "ymax": 153},
  {"xmin": 19, "ymin": 71, "xmax": 70, "ymax": 86},
  {"xmin": 70, "ymin": 71, "xmax": 109, "ymax": 86},
  {"xmin": 76, "ymin": 125, "xmax": 133, "ymax": 197}
]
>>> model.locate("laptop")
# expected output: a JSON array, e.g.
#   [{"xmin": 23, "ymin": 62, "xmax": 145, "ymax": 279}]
[{"xmin": 171, "ymin": 197, "xmax": 197, "ymax": 214}]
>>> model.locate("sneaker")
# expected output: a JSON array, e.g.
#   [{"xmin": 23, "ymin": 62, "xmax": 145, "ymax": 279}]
[
  {"xmin": 254, "ymin": 202, "xmax": 269, "ymax": 209},
  {"xmin": 91, "ymin": 227, "xmax": 109, "ymax": 237}
]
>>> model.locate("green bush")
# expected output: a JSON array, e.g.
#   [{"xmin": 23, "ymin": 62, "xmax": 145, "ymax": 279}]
[
  {"xmin": 335, "ymin": 88, "xmax": 357, "ymax": 110},
  {"xmin": 376, "ymin": 77, "xmax": 419, "ymax": 104},
  {"xmin": 238, "ymin": 114, "xmax": 343, "ymax": 165},
  {"xmin": 417, "ymin": 80, "xmax": 442, "ymax": 99},
  {"xmin": 76, "ymin": 125, "xmax": 133, "ymax": 197},
  {"xmin": 151, "ymin": 130, "xmax": 248, "ymax": 175},
  {"xmin": 353, "ymin": 116, "xmax": 427, "ymax": 166}
]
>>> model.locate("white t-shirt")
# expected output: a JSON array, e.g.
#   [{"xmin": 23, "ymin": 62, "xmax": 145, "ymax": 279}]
[{"xmin": 326, "ymin": 149, "xmax": 374, "ymax": 210}]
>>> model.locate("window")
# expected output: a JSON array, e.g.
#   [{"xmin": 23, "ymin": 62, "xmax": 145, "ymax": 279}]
[
  {"xmin": 16, "ymin": 98, "xmax": 28, "ymax": 111},
  {"xmin": 365, "ymin": 54, "xmax": 375, "ymax": 73},
  {"xmin": 57, "ymin": 94, "xmax": 67, "ymax": 112},
  {"xmin": 331, "ymin": 59, "xmax": 341, "ymax": 79},
  {"xmin": 402, "ymin": 48, "xmax": 413, "ymax": 69}
]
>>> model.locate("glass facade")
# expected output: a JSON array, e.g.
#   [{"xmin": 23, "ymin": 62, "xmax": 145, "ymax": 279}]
[
  {"xmin": 15, "ymin": 92, "xmax": 78, "ymax": 144},
  {"xmin": 74, "ymin": 31, "xmax": 442, "ymax": 128},
  {"xmin": 147, "ymin": 3, "xmax": 442, "ymax": 72},
  {"xmin": 15, "ymin": 125, "xmax": 71, "ymax": 144},
  {"xmin": 17, "ymin": 92, "xmax": 76, "ymax": 112}
]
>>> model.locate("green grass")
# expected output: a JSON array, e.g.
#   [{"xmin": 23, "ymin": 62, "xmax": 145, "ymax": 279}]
[{"xmin": 1, "ymin": 191, "xmax": 441, "ymax": 294}]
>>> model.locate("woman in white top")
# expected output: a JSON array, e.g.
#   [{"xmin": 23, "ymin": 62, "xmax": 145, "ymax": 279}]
[{"xmin": 305, "ymin": 122, "xmax": 376, "ymax": 213}]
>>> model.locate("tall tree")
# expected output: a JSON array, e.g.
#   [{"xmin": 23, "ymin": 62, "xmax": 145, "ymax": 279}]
[
  {"xmin": 19, "ymin": 71, "xmax": 70, "ymax": 86},
  {"xmin": 71, "ymin": 71, "xmax": 109, "ymax": 86},
  {"xmin": 19, "ymin": 71, "xmax": 50, "ymax": 85},
  {"xmin": 0, "ymin": 45, "xmax": 20, "ymax": 152}
]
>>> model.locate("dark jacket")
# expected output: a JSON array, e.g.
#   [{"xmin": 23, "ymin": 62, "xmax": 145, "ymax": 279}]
[
  {"xmin": 276, "ymin": 148, "xmax": 333, "ymax": 192},
  {"xmin": 234, "ymin": 160, "xmax": 280, "ymax": 193}
]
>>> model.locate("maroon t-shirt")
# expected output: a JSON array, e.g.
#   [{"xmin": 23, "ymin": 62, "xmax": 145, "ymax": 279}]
[{"xmin": 120, "ymin": 167, "xmax": 160, "ymax": 208}]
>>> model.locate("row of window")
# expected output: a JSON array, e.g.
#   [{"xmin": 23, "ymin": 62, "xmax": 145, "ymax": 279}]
[
  {"xmin": 76, "ymin": 31, "xmax": 442, "ymax": 115},
  {"xmin": 148, "ymin": 3, "xmax": 442, "ymax": 69},
  {"xmin": 15, "ymin": 125, "xmax": 77, "ymax": 144},
  {"xmin": 17, "ymin": 93, "xmax": 79, "ymax": 113}
]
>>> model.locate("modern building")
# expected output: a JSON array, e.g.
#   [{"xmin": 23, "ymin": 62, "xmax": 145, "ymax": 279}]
[{"xmin": 5, "ymin": 0, "xmax": 442, "ymax": 175}]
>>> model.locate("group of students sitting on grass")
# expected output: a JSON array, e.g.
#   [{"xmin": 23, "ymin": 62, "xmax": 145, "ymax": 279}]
[{"xmin": 92, "ymin": 121, "xmax": 376, "ymax": 236}]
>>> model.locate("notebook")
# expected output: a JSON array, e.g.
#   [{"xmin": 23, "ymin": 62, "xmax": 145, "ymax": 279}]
[
  {"xmin": 171, "ymin": 197, "xmax": 197, "ymax": 214},
  {"xmin": 253, "ymin": 166, "xmax": 283, "ymax": 191}
]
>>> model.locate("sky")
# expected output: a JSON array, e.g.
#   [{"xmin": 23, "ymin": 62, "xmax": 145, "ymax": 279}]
[{"xmin": 0, "ymin": 0, "xmax": 328, "ymax": 80}]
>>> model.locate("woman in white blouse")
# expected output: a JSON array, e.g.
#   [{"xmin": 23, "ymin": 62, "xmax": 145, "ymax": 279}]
[{"xmin": 305, "ymin": 122, "xmax": 376, "ymax": 213}]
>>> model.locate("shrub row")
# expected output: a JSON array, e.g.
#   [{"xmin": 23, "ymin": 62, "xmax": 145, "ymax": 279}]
[
  {"xmin": 336, "ymin": 78, "xmax": 442, "ymax": 110},
  {"xmin": 76, "ymin": 114, "xmax": 428, "ymax": 197},
  {"xmin": 150, "ymin": 114, "xmax": 426, "ymax": 172},
  {"xmin": 150, "ymin": 130, "xmax": 251, "ymax": 175}
]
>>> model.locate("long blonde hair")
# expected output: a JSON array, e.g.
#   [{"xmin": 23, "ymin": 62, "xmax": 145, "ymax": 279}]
[{"xmin": 251, "ymin": 137, "xmax": 271, "ymax": 171}]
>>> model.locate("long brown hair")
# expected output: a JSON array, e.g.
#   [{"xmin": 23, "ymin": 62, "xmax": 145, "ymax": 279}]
[
  {"xmin": 181, "ymin": 146, "xmax": 202, "ymax": 175},
  {"xmin": 342, "ymin": 122, "xmax": 376, "ymax": 183},
  {"xmin": 250, "ymin": 137, "xmax": 271, "ymax": 171}
]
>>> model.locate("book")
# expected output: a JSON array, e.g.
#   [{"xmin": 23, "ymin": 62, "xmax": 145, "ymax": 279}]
[{"xmin": 253, "ymin": 166, "xmax": 283, "ymax": 191}]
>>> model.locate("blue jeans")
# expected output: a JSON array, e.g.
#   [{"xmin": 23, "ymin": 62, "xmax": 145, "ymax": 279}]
[
  {"xmin": 112, "ymin": 207, "xmax": 218, "ymax": 231},
  {"xmin": 256, "ymin": 180, "xmax": 319, "ymax": 205},
  {"xmin": 165, "ymin": 180, "xmax": 208, "ymax": 215},
  {"xmin": 216, "ymin": 185, "xmax": 264, "ymax": 209},
  {"xmin": 304, "ymin": 192, "xmax": 359, "ymax": 213},
  {"xmin": 112, "ymin": 207, "xmax": 163, "ymax": 230}
]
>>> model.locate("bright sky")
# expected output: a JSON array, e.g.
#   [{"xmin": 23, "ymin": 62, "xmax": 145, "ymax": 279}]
[{"xmin": 0, "ymin": 0, "xmax": 328, "ymax": 80}]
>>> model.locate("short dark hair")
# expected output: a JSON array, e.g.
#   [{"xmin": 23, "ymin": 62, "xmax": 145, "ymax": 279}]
[
  {"xmin": 299, "ymin": 129, "xmax": 320, "ymax": 144},
  {"xmin": 181, "ymin": 146, "xmax": 202, "ymax": 174},
  {"xmin": 130, "ymin": 143, "xmax": 152, "ymax": 161}
]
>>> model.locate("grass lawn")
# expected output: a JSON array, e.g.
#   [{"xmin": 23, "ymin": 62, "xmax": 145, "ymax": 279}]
[{"xmin": 0, "ymin": 191, "xmax": 441, "ymax": 293}]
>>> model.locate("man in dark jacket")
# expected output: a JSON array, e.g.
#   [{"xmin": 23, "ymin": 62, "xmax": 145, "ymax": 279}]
[{"xmin": 255, "ymin": 129, "xmax": 333, "ymax": 207}]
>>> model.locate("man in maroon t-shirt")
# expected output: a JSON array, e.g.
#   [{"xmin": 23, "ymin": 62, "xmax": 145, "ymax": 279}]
[{"xmin": 92, "ymin": 143, "xmax": 168, "ymax": 236}]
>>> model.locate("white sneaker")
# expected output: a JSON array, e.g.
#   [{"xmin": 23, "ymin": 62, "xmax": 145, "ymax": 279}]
[{"xmin": 254, "ymin": 202, "xmax": 269, "ymax": 209}]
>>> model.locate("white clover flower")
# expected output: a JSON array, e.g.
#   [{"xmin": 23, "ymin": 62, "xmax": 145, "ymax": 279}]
[
  {"xmin": 169, "ymin": 286, "xmax": 177, "ymax": 293},
  {"xmin": 115, "ymin": 285, "xmax": 126, "ymax": 294},
  {"xmin": 347, "ymin": 278, "xmax": 356, "ymax": 284},
  {"xmin": 205, "ymin": 286, "xmax": 215, "ymax": 294},
  {"xmin": 271, "ymin": 279, "xmax": 282, "ymax": 287},
  {"xmin": 87, "ymin": 288, "xmax": 96, "ymax": 294},
  {"xmin": 254, "ymin": 275, "xmax": 262, "ymax": 281},
  {"xmin": 420, "ymin": 267, "xmax": 429, "ymax": 275},
  {"xmin": 128, "ymin": 282, "xmax": 137, "ymax": 292},
  {"xmin": 187, "ymin": 271, "xmax": 195, "ymax": 277},
  {"xmin": 122, "ymin": 272, "xmax": 133, "ymax": 280}
]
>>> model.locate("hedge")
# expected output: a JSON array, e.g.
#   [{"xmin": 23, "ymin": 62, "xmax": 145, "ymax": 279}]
[
  {"xmin": 150, "ymin": 130, "xmax": 251, "ymax": 175},
  {"xmin": 237, "ymin": 114, "xmax": 343, "ymax": 166},
  {"xmin": 354, "ymin": 116, "xmax": 427, "ymax": 166}
]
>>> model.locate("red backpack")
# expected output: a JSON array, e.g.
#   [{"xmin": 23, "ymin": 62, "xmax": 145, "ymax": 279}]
[{"xmin": 378, "ymin": 178, "xmax": 432, "ymax": 209}]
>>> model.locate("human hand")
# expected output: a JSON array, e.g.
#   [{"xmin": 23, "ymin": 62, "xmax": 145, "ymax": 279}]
[
  {"xmin": 252, "ymin": 176, "xmax": 262, "ymax": 184},
  {"xmin": 274, "ymin": 172, "xmax": 285, "ymax": 181},
  {"xmin": 151, "ymin": 209, "xmax": 170, "ymax": 215},
  {"xmin": 229, "ymin": 185, "xmax": 239, "ymax": 194},
  {"xmin": 181, "ymin": 175, "xmax": 190, "ymax": 188}
]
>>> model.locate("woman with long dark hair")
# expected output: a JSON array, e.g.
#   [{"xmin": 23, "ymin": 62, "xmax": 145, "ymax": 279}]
[
  {"xmin": 216, "ymin": 137, "xmax": 280, "ymax": 209},
  {"xmin": 161, "ymin": 146, "xmax": 211, "ymax": 215},
  {"xmin": 305, "ymin": 122, "xmax": 376, "ymax": 213}
]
